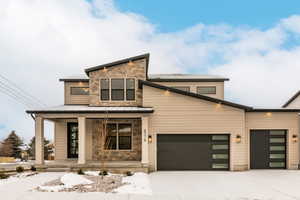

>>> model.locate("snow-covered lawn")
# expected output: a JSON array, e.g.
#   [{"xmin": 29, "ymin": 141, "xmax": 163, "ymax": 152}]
[{"xmin": 1, "ymin": 170, "xmax": 300, "ymax": 199}]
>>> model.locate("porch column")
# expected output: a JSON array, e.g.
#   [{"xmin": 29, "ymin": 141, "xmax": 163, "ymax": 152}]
[
  {"xmin": 78, "ymin": 116, "xmax": 86, "ymax": 164},
  {"xmin": 35, "ymin": 116, "xmax": 44, "ymax": 165},
  {"xmin": 141, "ymin": 116, "xmax": 149, "ymax": 164}
]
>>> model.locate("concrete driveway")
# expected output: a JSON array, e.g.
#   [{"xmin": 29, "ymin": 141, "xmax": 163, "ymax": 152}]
[{"xmin": 149, "ymin": 170, "xmax": 300, "ymax": 199}]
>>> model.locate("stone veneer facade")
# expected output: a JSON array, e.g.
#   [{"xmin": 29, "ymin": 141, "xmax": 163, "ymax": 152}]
[
  {"xmin": 92, "ymin": 118, "xmax": 142, "ymax": 161},
  {"xmin": 88, "ymin": 58, "xmax": 147, "ymax": 106}
]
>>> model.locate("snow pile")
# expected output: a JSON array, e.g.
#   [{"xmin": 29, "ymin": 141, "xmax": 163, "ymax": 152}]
[
  {"xmin": 38, "ymin": 173, "xmax": 93, "ymax": 192},
  {"xmin": 61, "ymin": 173, "xmax": 93, "ymax": 187},
  {"xmin": 114, "ymin": 172, "xmax": 152, "ymax": 195}
]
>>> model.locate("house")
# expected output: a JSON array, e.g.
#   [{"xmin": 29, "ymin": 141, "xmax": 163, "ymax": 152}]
[{"xmin": 26, "ymin": 53, "xmax": 300, "ymax": 172}]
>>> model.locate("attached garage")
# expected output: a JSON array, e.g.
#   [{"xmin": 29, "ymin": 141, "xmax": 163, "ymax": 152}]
[
  {"xmin": 157, "ymin": 134, "xmax": 230, "ymax": 170},
  {"xmin": 250, "ymin": 130, "xmax": 287, "ymax": 169}
]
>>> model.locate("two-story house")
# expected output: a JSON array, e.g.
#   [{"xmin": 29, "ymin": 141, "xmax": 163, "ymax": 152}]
[{"xmin": 27, "ymin": 53, "xmax": 300, "ymax": 172}]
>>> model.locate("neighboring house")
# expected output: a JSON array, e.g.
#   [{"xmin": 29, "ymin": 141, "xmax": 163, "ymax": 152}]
[
  {"xmin": 282, "ymin": 91, "xmax": 300, "ymax": 108},
  {"xmin": 26, "ymin": 53, "xmax": 300, "ymax": 172}
]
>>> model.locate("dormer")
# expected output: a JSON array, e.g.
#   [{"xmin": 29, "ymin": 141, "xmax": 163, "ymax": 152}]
[
  {"xmin": 148, "ymin": 74, "xmax": 228, "ymax": 99},
  {"xmin": 85, "ymin": 54, "xmax": 149, "ymax": 106}
]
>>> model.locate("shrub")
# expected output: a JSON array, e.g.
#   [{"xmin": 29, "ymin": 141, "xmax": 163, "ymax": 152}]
[
  {"xmin": 99, "ymin": 170, "xmax": 108, "ymax": 176},
  {"xmin": 126, "ymin": 171, "xmax": 134, "ymax": 176},
  {"xmin": 30, "ymin": 165, "xmax": 37, "ymax": 171},
  {"xmin": 77, "ymin": 169, "xmax": 85, "ymax": 175},
  {"xmin": 16, "ymin": 166, "xmax": 24, "ymax": 173},
  {"xmin": 0, "ymin": 173, "xmax": 9, "ymax": 179}
]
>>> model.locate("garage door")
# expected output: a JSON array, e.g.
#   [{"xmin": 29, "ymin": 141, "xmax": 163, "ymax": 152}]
[
  {"xmin": 250, "ymin": 130, "xmax": 286, "ymax": 169},
  {"xmin": 157, "ymin": 134, "xmax": 230, "ymax": 170}
]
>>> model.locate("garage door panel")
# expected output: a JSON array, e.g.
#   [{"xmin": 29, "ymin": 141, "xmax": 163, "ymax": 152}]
[{"xmin": 157, "ymin": 134, "xmax": 229, "ymax": 170}]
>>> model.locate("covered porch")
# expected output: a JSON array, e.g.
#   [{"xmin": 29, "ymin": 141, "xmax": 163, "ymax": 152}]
[{"xmin": 28, "ymin": 106, "xmax": 153, "ymax": 172}]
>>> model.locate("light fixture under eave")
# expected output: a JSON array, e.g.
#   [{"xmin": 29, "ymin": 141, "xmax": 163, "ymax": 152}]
[
  {"xmin": 216, "ymin": 103, "xmax": 222, "ymax": 108},
  {"xmin": 266, "ymin": 112, "xmax": 272, "ymax": 117},
  {"xmin": 128, "ymin": 60, "xmax": 134, "ymax": 66},
  {"xmin": 103, "ymin": 67, "xmax": 108, "ymax": 72},
  {"xmin": 164, "ymin": 90, "xmax": 170, "ymax": 96}
]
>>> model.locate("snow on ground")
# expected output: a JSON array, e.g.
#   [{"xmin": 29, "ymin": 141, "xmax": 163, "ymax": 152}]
[
  {"xmin": 115, "ymin": 172, "xmax": 152, "ymax": 195},
  {"xmin": 2, "ymin": 170, "xmax": 300, "ymax": 199},
  {"xmin": 38, "ymin": 173, "xmax": 93, "ymax": 192}
]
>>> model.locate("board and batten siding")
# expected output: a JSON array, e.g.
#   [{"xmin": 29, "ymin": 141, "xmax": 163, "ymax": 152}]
[
  {"xmin": 153, "ymin": 81, "xmax": 224, "ymax": 99},
  {"xmin": 64, "ymin": 82, "xmax": 89, "ymax": 105},
  {"xmin": 142, "ymin": 85, "xmax": 247, "ymax": 171},
  {"xmin": 246, "ymin": 112, "xmax": 299, "ymax": 169}
]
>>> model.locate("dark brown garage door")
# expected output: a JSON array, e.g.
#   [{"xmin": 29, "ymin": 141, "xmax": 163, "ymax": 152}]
[
  {"xmin": 157, "ymin": 134, "xmax": 230, "ymax": 170},
  {"xmin": 250, "ymin": 130, "xmax": 286, "ymax": 169}
]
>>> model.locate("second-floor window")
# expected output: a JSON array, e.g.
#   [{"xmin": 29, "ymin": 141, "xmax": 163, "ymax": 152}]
[
  {"xmin": 100, "ymin": 79, "xmax": 110, "ymax": 100},
  {"xmin": 70, "ymin": 87, "xmax": 89, "ymax": 95},
  {"xmin": 197, "ymin": 86, "xmax": 216, "ymax": 94},
  {"xmin": 172, "ymin": 86, "xmax": 190, "ymax": 92},
  {"xmin": 100, "ymin": 78, "xmax": 135, "ymax": 101}
]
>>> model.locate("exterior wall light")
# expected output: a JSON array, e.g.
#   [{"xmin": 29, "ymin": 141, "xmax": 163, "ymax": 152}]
[
  {"xmin": 103, "ymin": 67, "xmax": 108, "ymax": 72},
  {"xmin": 148, "ymin": 135, "xmax": 152, "ymax": 143},
  {"xmin": 266, "ymin": 112, "xmax": 272, "ymax": 117},
  {"xmin": 292, "ymin": 134, "xmax": 298, "ymax": 143},
  {"xmin": 216, "ymin": 103, "xmax": 222, "ymax": 108},
  {"xmin": 235, "ymin": 135, "xmax": 242, "ymax": 143}
]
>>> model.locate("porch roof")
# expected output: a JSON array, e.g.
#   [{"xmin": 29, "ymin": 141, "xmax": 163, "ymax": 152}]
[{"xmin": 26, "ymin": 105, "xmax": 154, "ymax": 114}]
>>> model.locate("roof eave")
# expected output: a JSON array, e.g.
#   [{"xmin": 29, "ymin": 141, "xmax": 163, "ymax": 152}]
[
  {"xmin": 84, "ymin": 53, "xmax": 150, "ymax": 77},
  {"xmin": 247, "ymin": 109, "xmax": 300, "ymax": 112},
  {"xmin": 139, "ymin": 80, "xmax": 252, "ymax": 110},
  {"xmin": 147, "ymin": 78, "xmax": 230, "ymax": 82},
  {"xmin": 26, "ymin": 110, "xmax": 154, "ymax": 114},
  {"xmin": 282, "ymin": 90, "xmax": 300, "ymax": 108},
  {"xmin": 59, "ymin": 79, "xmax": 89, "ymax": 82}
]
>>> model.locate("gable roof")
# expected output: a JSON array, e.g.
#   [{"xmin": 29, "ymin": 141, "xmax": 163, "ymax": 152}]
[
  {"xmin": 282, "ymin": 90, "xmax": 300, "ymax": 108},
  {"xmin": 139, "ymin": 80, "xmax": 252, "ymax": 110},
  {"xmin": 148, "ymin": 74, "xmax": 229, "ymax": 82},
  {"xmin": 85, "ymin": 53, "xmax": 150, "ymax": 77}
]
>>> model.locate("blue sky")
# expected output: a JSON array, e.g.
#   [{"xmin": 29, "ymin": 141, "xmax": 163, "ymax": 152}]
[{"xmin": 115, "ymin": 0, "xmax": 300, "ymax": 32}]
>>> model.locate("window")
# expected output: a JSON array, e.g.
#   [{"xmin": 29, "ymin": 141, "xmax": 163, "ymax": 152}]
[
  {"xmin": 197, "ymin": 86, "xmax": 216, "ymax": 94},
  {"xmin": 111, "ymin": 79, "xmax": 124, "ymax": 100},
  {"xmin": 126, "ymin": 79, "xmax": 135, "ymax": 100},
  {"xmin": 100, "ymin": 79, "xmax": 110, "ymax": 100},
  {"xmin": 70, "ymin": 87, "xmax": 89, "ymax": 95},
  {"xmin": 172, "ymin": 86, "xmax": 190, "ymax": 92},
  {"xmin": 67, "ymin": 123, "xmax": 78, "ymax": 158},
  {"xmin": 100, "ymin": 78, "xmax": 135, "ymax": 101},
  {"xmin": 105, "ymin": 123, "xmax": 132, "ymax": 150}
]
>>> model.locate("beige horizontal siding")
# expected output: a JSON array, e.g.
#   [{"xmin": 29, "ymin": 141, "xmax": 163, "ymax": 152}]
[
  {"xmin": 142, "ymin": 85, "xmax": 246, "ymax": 171},
  {"xmin": 54, "ymin": 121, "xmax": 67, "ymax": 160},
  {"xmin": 54, "ymin": 119, "xmax": 93, "ymax": 161},
  {"xmin": 64, "ymin": 82, "xmax": 89, "ymax": 105},
  {"xmin": 153, "ymin": 81, "xmax": 224, "ymax": 99},
  {"xmin": 246, "ymin": 112, "xmax": 299, "ymax": 169}
]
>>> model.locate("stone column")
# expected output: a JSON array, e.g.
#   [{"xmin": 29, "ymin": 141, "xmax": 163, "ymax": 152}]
[
  {"xmin": 78, "ymin": 117, "xmax": 86, "ymax": 164},
  {"xmin": 141, "ymin": 116, "xmax": 149, "ymax": 164},
  {"xmin": 35, "ymin": 116, "xmax": 44, "ymax": 165}
]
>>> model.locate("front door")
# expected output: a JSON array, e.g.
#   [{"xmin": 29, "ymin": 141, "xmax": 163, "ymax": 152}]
[
  {"xmin": 67, "ymin": 123, "xmax": 79, "ymax": 158},
  {"xmin": 250, "ymin": 130, "xmax": 286, "ymax": 169}
]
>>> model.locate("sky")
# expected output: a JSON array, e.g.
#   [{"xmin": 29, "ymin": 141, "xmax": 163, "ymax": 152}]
[{"xmin": 1, "ymin": 0, "xmax": 300, "ymax": 142}]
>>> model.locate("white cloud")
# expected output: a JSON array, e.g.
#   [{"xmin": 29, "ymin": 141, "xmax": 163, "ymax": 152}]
[{"xmin": 0, "ymin": 0, "xmax": 300, "ymax": 142}]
